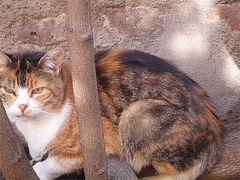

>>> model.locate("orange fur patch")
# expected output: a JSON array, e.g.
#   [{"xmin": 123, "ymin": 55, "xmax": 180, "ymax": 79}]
[
  {"xmin": 96, "ymin": 49, "xmax": 126, "ymax": 74},
  {"xmin": 152, "ymin": 161, "xmax": 178, "ymax": 175}
]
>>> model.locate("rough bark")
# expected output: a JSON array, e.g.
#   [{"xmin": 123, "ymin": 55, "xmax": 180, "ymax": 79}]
[
  {"xmin": 0, "ymin": 99, "xmax": 39, "ymax": 180},
  {"xmin": 66, "ymin": 0, "xmax": 108, "ymax": 179}
]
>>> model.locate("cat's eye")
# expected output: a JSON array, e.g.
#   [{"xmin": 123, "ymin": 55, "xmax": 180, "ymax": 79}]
[
  {"xmin": 32, "ymin": 87, "xmax": 44, "ymax": 95},
  {"xmin": 4, "ymin": 87, "xmax": 16, "ymax": 95}
]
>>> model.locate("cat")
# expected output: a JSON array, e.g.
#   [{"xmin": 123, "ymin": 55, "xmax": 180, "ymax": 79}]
[{"xmin": 0, "ymin": 47, "xmax": 223, "ymax": 180}]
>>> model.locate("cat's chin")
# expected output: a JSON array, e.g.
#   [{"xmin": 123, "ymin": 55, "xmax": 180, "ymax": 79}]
[
  {"xmin": 16, "ymin": 115, "xmax": 31, "ymax": 121},
  {"xmin": 15, "ymin": 113, "xmax": 38, "ymax": 121},
  {"xmin": 16, "ymin": 115, "xmax": 29, "ymax": 118}
]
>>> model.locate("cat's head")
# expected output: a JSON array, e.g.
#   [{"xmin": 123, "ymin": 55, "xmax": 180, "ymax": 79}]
[{"xmin": 0, "ymin": 47, "xmax": 66, "ymax": 122}]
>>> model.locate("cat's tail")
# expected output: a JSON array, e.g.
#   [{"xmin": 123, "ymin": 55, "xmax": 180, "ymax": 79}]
[
  {"xmin": 140, "ymin": 162, "xmax": 205, "ymax": 180},
  {"xmin": 118, "ymin": 99, "xmax": 223, "ymax": 180}
]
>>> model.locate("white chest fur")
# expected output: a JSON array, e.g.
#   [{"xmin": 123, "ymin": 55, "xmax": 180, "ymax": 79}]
[{"xmin": 8, "ymin": 99, "xmax": 72, "ymax": 161}]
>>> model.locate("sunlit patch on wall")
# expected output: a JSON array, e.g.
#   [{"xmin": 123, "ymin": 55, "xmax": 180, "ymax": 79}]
[
  {"xmin": 222, "ymin": 52, "xmax": 240, "ymax": 88},
  {"xmin": 169, "ymin": 31, "xmax": 209, "ymax": 60}
]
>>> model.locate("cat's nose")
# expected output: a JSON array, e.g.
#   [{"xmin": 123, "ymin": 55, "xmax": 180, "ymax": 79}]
[{"xmin": 18, "ymin": 104, "xmax": 28, "ymax": 112}]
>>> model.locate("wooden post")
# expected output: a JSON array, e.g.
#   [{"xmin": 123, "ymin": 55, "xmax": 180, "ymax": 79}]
[
  {"xmin": 66, "ymin": 0, "xmax": 108, "ymax": 179},
  {"xmin": 0, "ymin": 99, "xmax": 39, "ymax": 180}
]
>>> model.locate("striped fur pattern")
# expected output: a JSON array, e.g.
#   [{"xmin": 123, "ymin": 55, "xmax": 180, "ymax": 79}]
[{"xmin": 0, "ymin": 48, "xmax": 223, "ymax": 180}]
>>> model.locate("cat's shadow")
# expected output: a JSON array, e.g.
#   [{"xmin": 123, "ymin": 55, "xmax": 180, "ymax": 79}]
[{"xmin": 57, "ymin": 172, "xmax": 85, "ymax": 180}]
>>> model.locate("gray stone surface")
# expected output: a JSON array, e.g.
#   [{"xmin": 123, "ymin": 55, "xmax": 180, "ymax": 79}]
[{"xmin": 0, "ymin": 0, "xmax": 240, "ymax": 123}]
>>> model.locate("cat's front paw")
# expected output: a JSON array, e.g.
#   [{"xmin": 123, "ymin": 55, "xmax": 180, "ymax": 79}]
[
  {"xmin": 31, "ymin": 150, "xmax": 48, "ymax": 162},
  {"xmin": 33, "ymin": 159, "xmax": 62, "ymax": 180},
  {"xmin": 33, "ymin": 162, "xmax": 51, "ymax": 180}
]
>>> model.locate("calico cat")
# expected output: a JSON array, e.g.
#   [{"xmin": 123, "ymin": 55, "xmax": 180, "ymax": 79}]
[{"xmin": 0, "ymin": 47, "xmax": 223, "ymax": 180}]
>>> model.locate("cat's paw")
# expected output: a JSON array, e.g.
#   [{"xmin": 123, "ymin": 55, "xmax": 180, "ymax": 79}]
[
  {"xmin": 30, "ymin": 150, "xmax": 48, "ymax": 162},
  {"xmin": 33, "ymin": 162, "xmax": 51, "ymax": 180},
  {"xmin": 33, "ymin": 159, "xmax": 62, "ymax": 180}
]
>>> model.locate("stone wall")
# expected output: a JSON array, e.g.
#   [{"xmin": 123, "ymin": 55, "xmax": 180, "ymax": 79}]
[{"xmin": 0, "ymin": 0, "xmax": 240, "ymax": 125}]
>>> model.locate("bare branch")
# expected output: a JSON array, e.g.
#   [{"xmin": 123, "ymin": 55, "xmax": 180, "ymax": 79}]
[{"xmin": 0, "ymin": 99, "xmax": 39, "ymax": 180}]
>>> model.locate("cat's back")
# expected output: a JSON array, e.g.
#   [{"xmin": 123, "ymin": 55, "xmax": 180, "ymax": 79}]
[
  {"xmin": 95, "ymin": 49, "xmax": 209, "ymax": 122},
  {"xmin": 95, "ymin": 49, "xmax": 223, "ymax": 179},
  {"xmin": 95, "ymin": 49, "xmax": 180, "ymax": 79},
  {"xmin": 95, "ymin": 49, "xmax": 197, "ymax": 93}
]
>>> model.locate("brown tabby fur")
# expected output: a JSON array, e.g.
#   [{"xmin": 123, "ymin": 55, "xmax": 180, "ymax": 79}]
[{"xmin": 0, "ymin": 48, "xmax": 223, "ymax": 179}]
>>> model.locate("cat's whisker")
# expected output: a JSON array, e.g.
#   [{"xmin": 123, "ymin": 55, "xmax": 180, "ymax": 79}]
[
  {"xmin": 30, "ymin": 108, "xmax": 52, "ymax": 115},
  {"xmin": 41, "ymin": 111, "xmax": 52, "ymax": 115}
]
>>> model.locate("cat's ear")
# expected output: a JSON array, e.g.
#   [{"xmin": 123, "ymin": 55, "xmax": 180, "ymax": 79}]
[
  {"xmin": 38, "ymin": 47, "xmax": 64, "ymax": 77},
  {"xmin": 0, "ymin": 50, "xmax": 11, "ymax": 71}
]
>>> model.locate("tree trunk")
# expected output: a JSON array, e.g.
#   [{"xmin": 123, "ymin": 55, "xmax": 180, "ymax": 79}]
[
  {"xmin": 0, "ymin": 99, "xmax": 39, "ymax": 180},
  {"xmin": 66, "ymin": 0, "xmax": 108, "ymax": 180}
]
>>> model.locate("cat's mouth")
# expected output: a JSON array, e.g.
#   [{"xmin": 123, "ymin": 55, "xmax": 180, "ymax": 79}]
[
  {"xmin": 16, "ymin": 113, "xmax": 29, "ymax": 118},
  {"xmin": 17, "ymin": 115, "xmax": 28, "ymax": 118}
]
